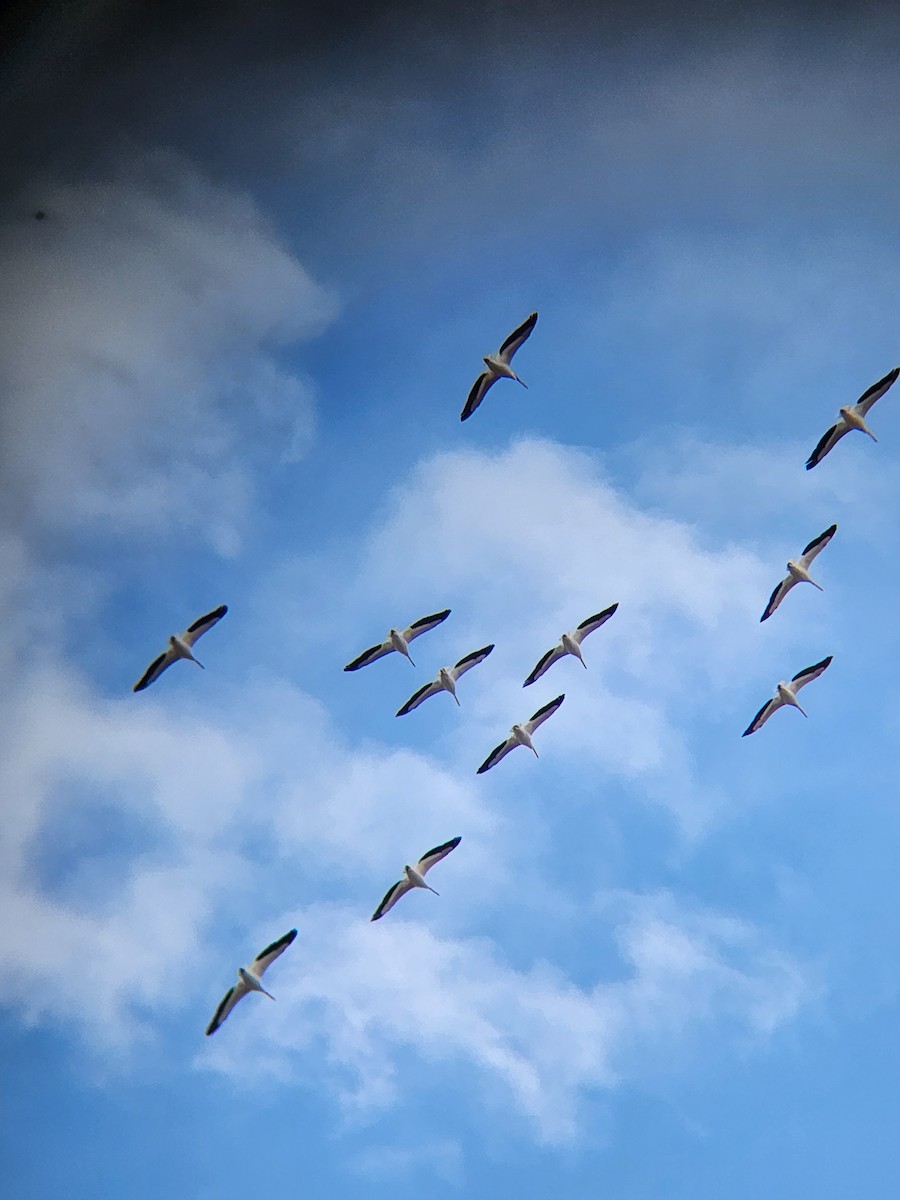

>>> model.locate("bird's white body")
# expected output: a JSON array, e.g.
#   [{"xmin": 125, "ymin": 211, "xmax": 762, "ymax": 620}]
[
  {"xmin": 742, "ymin": 656, "xmax": 832, "ymax": 736},
  {"xmin": 396, "ymin": 644, "xmax": 494, "ymax": 716},
  {"xmin": 786, "ymin": 561, "xmax": 820, "ymax": 587},
  {"xmin": 389, "ymin": 628, "xmax": 414, "ymax": 663},
  {"xmin": 511, "ymin": 724, "xmax": 538, "ymax": 755},
  {"xmin": 371, "ymin": 838, "xmax": 461, "ymax": 920},
  {"xmin": 461, "ymin": 312, "xmax": 538, "ymax": 421},
  {"xmin": 523, "ymin": 605, "xmax": 618, "ymax": 686},
  {"xmin": 237, "ymin": 966, "xmax": 274, "ymax": 1000},
  {"xmin": 405, "ymin": 865, "xmax": 437, "ymax": 894}
]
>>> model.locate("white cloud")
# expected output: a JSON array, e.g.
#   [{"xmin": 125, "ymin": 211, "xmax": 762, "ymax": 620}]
[
  {"xmin": 352, "ymin": 1138, "xmax": 464, "ymax": 1186},
  {"xmin": 310, "ymin": 436, "xmax": 796, "ymax": 832},
  {"xmin": 0, "ymin": 429, "xmax": 816, "ymax": 1141},
  {"xmin": 201, "ymin": 895, "xmax": 808, "ymax": 1145},
  {"xmin": 0, "ymin": 151, "xmax": 337, "ymax": 551}
]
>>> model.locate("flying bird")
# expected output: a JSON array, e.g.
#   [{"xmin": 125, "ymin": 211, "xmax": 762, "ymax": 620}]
[
  {"xmin": 523, "ymin": 604, "xmax": 618, "ymax": 686},
  {"xmin": 133, "ymin": 605, "xmax": 228, "ymax": 692},
  {"xmin": 396, "ymin": 644, "xmax": 494, "ymax": 715},
  {"xmin": 344, "ymin": 609, "xmax": 451, "ymax": 671},
  {"xmin": 760, "ymin": 526, "xmax": 837, "ymax": 622},
  {"xmin": 742, "ymin": 656, "xmax": 833, "ymax": 736},
  {"xmin": 205, "ymin": 928, "xmax": 297, "ymax": 1036},
  {"xmin": 371, "ymin": 837, "xmax": 461, "ymax": 921},
  {"xmin": 806, "ymin": 367, "xmax": 900, "ymax": 469},
  {"xmin": 461, "ymin": 311, "xmax": 538, "ymax": 421},
  {"xmin": 477, "ymin": 694, "xmax": 565, "ymax": 773}
]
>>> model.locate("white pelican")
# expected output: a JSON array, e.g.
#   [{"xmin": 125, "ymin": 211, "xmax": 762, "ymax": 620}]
[
  {"xmin": 477, "ymin": 694, "xmax": 565, "ymax": 773},
  {"xmin": 205, "ymin": 928, "xmax": 296, "ymax": 1036},
  {"xmin": 460, "ymin": 311, "xmax": 538, "ymax": 421},
  {"xmin": 133, "ymin": 605, "xmax": 228, "ymax": 692},
  {"xmin": 344, "ymin": 609, "xmax": 451, "ymax": 671},
  {"xmin": 742, "ymin": 656, "xmax": 832, "ymax": 736},
  {"xmin": 523, "ymin": 604, "xmax": 618, "ymax": 686},
  {"xmin": 760, "ymin": 525, "xmax": 837, "ymax": 622},
  {"xmin": 371, "ymin": 837, "xmax": 461, "ymax": 921},
  {"xmin": 806, "ymin": 367, "xmax": 899, "ymax": 469},
  {"xmin": 396, "ymin": 644, "xmax": 494, "ymax": 716}
]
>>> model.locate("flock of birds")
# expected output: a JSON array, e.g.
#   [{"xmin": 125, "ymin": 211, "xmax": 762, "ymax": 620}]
[{"xmin": 129, "ymin": 311, "xmax": 898, "ymax": 1036}]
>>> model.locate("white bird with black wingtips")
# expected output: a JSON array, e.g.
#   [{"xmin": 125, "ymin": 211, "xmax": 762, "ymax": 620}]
[
  {"xmin": 205, "ymin": 928, "xmax": 296, "ymax": 1036},
  {"xmin": 133, "ymin": 605, "xmax": 228, "ymax": 692},
  {"xmin": 460, "ymin": 311, "xmax": 538, "ymax": 421},
  {"xmin": 371, "ymin": 837, "xmax": 461, "ymax": 921},
  {"xmin": 523, "ymin": 604, "xmax": 618, "ymax": 686},
  {"xmin": 344, "ymin": 609, "xmax": 451, "ymax": 671},
  {"xmin": 396, "ymin": 644, "xmax": 494, "ymax": 716},
  {"xmin": 806, "ymin": 367, "xmax": 899, "ymax": 469},
  {"xmin": 477, "ymin": 694, "xmax": 565, "ymax": 773},
  {"xmin": 742, "ymin": 656, "xmax": 833, "ymax": 736},
  {"xmin": 760, "ymin": 526, "xmax": 836, "ymax": 622}
]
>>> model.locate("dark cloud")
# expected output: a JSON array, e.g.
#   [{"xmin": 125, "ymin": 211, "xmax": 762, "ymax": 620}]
[{"xmin": 2, "ymin": 0, "xmax": 895, "ymax": 200}]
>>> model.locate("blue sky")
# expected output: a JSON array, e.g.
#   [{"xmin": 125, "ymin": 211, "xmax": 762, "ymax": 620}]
[{"xmin": 3, "ymin": 2, "xmax": 900, "ymax": 1196}]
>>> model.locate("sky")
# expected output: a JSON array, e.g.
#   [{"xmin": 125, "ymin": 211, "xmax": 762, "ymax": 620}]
[{"xmin": 2, "ymin": 0, "xmax": 900, "ymax": 1195}]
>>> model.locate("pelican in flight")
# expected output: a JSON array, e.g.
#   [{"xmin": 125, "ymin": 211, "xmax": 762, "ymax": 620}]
[
  {"xmin": 371, "ymin": 837, "xmax": 461, "ymax": 921},
  {"xmin": 133, "ymin": 605, "xmax": 228, "ymax": 692},
  {"xmin": 344, "ymin": 609, "xmax": 451, "ymax": 671},
  {"xmin": 742, "ymin": 656, "xmax": 832, "ymax": 736},
  {"xmin": 205, "ymin": 928, "xmax": 297, "ymax": 1036},
  {"xmin": 460, "ymin": 311, "xmax": 538, "ymax": 421},
  {"xmin": 760, "ymin": 525, "xmax": 837, "ymax": 622},
  {"xmin": 523, "ymin": 604, "xmax": 618, "ymax": 686},
  {"xmin": 806, "ymin": 367, "xmax": 899, "ymax": 469},
  {"xmin": 396, "ymin": 644, "xmax": 494, "ymax": 715},
  {"xmin": 477, "ymin": 694, "xmax": 565, "ymax": 773}
]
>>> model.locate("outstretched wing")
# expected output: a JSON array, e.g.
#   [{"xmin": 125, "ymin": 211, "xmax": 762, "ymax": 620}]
[
  {"xmin": 791, "ymin": 655, "xmax": 833, "ymax": 691},
  {"xmin": 855, "ymin": 366, "xmax": 900, "ymax": 416},
  {"xmin": 416, "ymin": 836, "xmax": 461, "ymax": 876},
  {"xmin": 133, "ymin": 647, "xmax": 177, "ymax": 692},
  {"xmin": 497, "ymin": 311, "xmax": 538, "ymax": 363},
  {"xmin": 396, "ymin": 680, "xmax": 442, "ymax": 716},
  {"xmin": 183, "ymin": 605, "xmax": 228, "ymax": 647},
  {"xmin": 461, "ymin": 372, "xmax": 496, "ymax": 421},
  {"xmin": 251, "ymin": 928, "xmax": 297, "ymax": 977},
  {"xmin": 450, "ymin": 644, "xmax": 494, "ymax": 680},
  {"xmin": 371, "ymin": 877, "xmax": 413, "ymax": 921},
  {"xmin": 403, "ymin": 609, "xmax": 451, "ymax": 643},
  {"xmin": 344, "ymin": 639, "xmax": 392, "ymax": 671},
  {"xmin": 741, "ymin": 697, "xmax": 782, "ymax": 737},
  {"xmin": 799, "ymin": 524, "xmax": 837, "ymax": 567},
  {"xmin": 806, "ymin": 422, "xmax": 846, "ymax": 470},
  {"xmin": 572, "ymin": 603, "xmax": 619, "ymax": 644},
  {"xmin": 760, "ymin": 576, "xmax": 794, "ymax": 623},
  {"xmin": 523, "ymin": 644, "xmax": 565, "ymax": 687},
  {"xmin": 476, "ymin": 736, "xmax": 516, "ymax": 774},
  {"xmin": 525, "ymin": 693, "xmax": 565, "ymax": 734},
  {"xmin": 205, "ymin": 979, "xmax": 249, "ymax": 1036}
]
